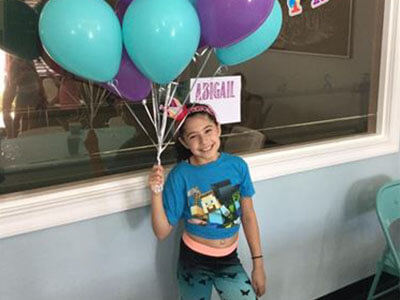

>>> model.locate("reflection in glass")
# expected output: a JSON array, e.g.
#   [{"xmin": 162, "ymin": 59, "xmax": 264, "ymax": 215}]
[{"xmin": 0, "ymin": 0, "xmax": 385, "ymax": 194}]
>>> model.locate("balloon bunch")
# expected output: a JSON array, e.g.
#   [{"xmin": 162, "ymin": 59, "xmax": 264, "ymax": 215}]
[
  {"xmin": 0, "ymin": 0, "xmax": 283, "ymax": 173},
  {"xmin": 36, "ymin": 0, "xmax": 283, "ymax": 99},
  {"xmin": 0, "ymin": 0, "xmax": 283, "ymax": 100},
  {"xmin": 38, "ymin": 0, "xmax": 151, "ymax": 102}
]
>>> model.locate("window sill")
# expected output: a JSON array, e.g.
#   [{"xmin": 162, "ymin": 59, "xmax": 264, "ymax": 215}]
[
  {"xmin": 1, "ymin": 130, "xmax": 398, "ymax": 239},
  {"xmin": 0, "ymin": 1, "xmax": 399, "ymax": 240}
]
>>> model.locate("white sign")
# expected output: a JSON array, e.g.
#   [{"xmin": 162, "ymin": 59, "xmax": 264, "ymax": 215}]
[{"xmin": 190, "ymin": 76, "xmax": 242, "ymax": 124}]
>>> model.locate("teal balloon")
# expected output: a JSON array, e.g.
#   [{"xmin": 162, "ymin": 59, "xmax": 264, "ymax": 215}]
[
  {"xmin": 39, "ymin": 0, "xmax": 122, "ymax": 82},
  {"xmin": 215, "ymin": 0, "xmax": 283, "ymax": 66},
  {"xmin": 123, "ymin": 0, "xmax": 200, "ymax": 84}
]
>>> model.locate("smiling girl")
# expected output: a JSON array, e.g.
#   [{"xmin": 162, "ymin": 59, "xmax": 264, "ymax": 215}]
[{"xmin": 149, "ymin": 103, "xmax": 266, "ymax": 299}]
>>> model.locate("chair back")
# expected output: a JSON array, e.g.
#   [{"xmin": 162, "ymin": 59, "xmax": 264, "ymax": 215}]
[
  {"xmin": 224, "ymin": 126, "xmax": 265, "ymax": 153},
  {"xmin": 376, "ymin": 180, "xmax": 400, "ymax": 272},
  {"xmin": 376, "ymin": 180, "xmax": 400, "ymax": 230},
  {"xmin": 367, "ymin": 181, "xmax": 400, "ymax": 300}
]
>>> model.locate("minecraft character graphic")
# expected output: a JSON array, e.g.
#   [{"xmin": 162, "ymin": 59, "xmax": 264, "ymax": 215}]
[
  {"xmin": 200, "ymin": 191, "xmax": 222, "ymax": 214},
  {"xmin": 187, "ymin": 180, "xmax": 243, "ymax": 227},
  {"xmin": 188, "ymin": 187, "xmax": 224, "ymax": 226},
  {"xmin": 188, "ymin": 187, "xmax": 205, "ymax": 218},
  {"xmin": 287, "ymin": 0, "xmax": 303, "ymax": 17},
  {"xmin": 199, "ymin": 192, "xmax": 223, "ymax": 225},
  {"xmin": 212, "ymin": 180, "xmax": 242, "ymax": 226},
  {"xmin": 208, "ymin": 210, "xmax": 224, "ymax": 225}
]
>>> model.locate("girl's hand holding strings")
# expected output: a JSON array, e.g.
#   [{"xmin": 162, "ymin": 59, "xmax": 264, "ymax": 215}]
[
  {"xmin": 148, "ymin": 164, "xmax": 172, "ymax": 239},
  {"xmin": 149, "ymin": 165, "xmax": 165, "ymax": 195}
]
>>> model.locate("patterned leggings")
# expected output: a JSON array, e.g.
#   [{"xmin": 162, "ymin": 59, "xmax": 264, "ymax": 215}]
[{"xmin": 177, "ymin": 240, "xmax": 257, "ymax": 300}]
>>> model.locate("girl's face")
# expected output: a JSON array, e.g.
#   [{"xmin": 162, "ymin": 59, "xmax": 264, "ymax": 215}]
[{"xmin": 179, "ymin": 114, "xmax": 221, "ymax": 165}]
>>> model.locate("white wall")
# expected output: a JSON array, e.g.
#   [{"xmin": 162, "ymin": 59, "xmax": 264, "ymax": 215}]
[{"xmin": 1, "ymin": 152, "xmax": 399, "ymax": 300}]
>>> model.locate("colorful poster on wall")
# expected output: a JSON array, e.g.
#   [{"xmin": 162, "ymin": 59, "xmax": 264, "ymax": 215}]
[
  {"xmin": 190, "ymin": 76, "xmax": 242, "ymax": 124},
  {"xmin": 286, "ymin": 0, "xmax": 331, "ymax": 17},
  {"xmin": 272, "ymin": 0, "xmax": 353, "ymax": 58}
]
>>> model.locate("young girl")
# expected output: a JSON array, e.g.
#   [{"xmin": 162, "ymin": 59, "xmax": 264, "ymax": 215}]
[{"xmin": 148, "ymin": 103, "xmax": 266, "ymax": 299}]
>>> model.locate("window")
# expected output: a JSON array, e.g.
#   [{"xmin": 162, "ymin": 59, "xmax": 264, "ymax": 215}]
[{"xmin": 0, "ymin": 0, "xmax": 399, "ymax": 238}]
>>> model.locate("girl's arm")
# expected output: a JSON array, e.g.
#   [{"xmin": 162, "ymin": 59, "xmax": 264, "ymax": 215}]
[
  {"xmin": 241, "ymin": 196, "xmax": 266, "ymax": 297},
  {"xmin": 149, "ymin": 165, "xmax": 173, "ymax": 240}
]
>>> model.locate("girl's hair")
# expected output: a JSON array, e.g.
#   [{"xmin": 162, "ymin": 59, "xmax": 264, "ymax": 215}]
[{"xmin": 175, "ymin": 103, "xmax": 219, "ymax": 161}]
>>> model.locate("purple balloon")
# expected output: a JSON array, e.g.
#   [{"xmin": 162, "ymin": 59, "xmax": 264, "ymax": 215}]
[
  {"xmin": 196, "ymin": 0, "xmax": 275, "ymax": 48},
  {"xmin": 198, "ymin": 36, "xmax": 207, "ymax": 50},
  {"xmin": 115, "ymin": 0, "xmax": 133, "ymax": 22},
  {"xmin": 103, "ymin": 49, "xmax": 151, "ymax": 102},
  {"xmin": 188, "ymin": 0, "xmax": 207, "ymax": 49},
  {"xmin": 104, "ymin": 0, "xmax": 151, "ymax": 101}
]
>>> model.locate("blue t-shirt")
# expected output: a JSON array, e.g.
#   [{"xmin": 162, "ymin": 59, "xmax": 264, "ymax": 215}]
[{"xmin": 163, "ymin": 152, "xmax": 255, "ymax": 239}]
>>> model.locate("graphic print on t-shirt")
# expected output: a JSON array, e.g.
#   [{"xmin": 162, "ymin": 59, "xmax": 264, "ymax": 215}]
[{"xmin": 187, "ymin": 180, "xmax": 241, "ymax": 228}]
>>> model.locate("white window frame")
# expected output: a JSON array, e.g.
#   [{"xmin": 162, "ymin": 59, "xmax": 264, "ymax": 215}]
[{"xmin": 1, "ymin": 1, "xmax": 399, "ymax": 239}]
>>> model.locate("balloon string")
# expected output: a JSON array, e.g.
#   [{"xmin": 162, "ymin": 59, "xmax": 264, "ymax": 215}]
[
  {"xmin": 81, "ymin": 81, "xmax": 89, "ymax": 117},
  {"xmin": 95, "ymin": 81, "xmax": 101, "ymax": 107},
  {"xmin": 161, "ymin": 83, "xmax": 172, "ymax": 134},
  {"xmin": 198, "ymin": 47, "xmax": 209, "ymax": 57},
  {"xmin": 88, "ymin": 81, "xmax": 94, "ymax": 129},
  {"xmin": 157, "ymin": 85, "xmax": 166, "ymax": 132},
  {"xmin": 142, "ymin": 99, "xmax": 156, "ymax": 129},
  {"xmin": 152, "ymin": 154, "xmax": 163, "ymax": 193},
  {"xmin": 156, "ymin": 152, "xmax": 161, "ymax": 165},
  {"xmin": 108, "ymin": 79, "xmax": 160, "ymax": 154},
  {"xmin": 151, "ymin": 84, "xmax": 160, "ymax": 133},
  {"xmin": 155, "ymin": 82, "xmax": 171, "ymax": 165},
  {"xmin": 63, "ymin": 83, "xmax": 82, "ymax": 106},
  {"xmin": 163, "ymin": 51, "xmax": 226, "ymax": 151},
  {"xmin": 152, "ymin": 77, "xmax": 182, "ymax": 164},
  {"xmin": 162, "ymin": 47, "xmax": 213, "ymax": 144},
  {"xmin": 124, "ymin": 101, "xmax": 157, "ymax": 148},
  {"xmin": 192, "ymin": 46, "xmax": 211, "ymax": 63},
  {"xmin": 213, "ymin": 64, "xmax": 229, "ymax": 77},
  {"xmin": 160, "ymin": 79, "xmax": 180, "ymax": 145},
  {"xmin": 166, "ymin": 78, "xmax": 180, "ymax": 108},
  {"xmin": 108, "ymin": 79, "xmax": 122, "ymax": 98},
  {"xmin": 93, "ymin": 87, "xmax": 109, "ymax": 119},
  {"xmin": 141, "ymin": 47, "xmax": 216, "ymax": 167},
  {"xmin": 161, "ymin": 114, "xmax": 186, "ymax": 153}
]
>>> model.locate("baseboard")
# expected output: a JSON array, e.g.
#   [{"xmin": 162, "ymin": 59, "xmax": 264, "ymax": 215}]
[{"xmin": 316, "ymin": 273, "xmax": 399, "ymax": 300}]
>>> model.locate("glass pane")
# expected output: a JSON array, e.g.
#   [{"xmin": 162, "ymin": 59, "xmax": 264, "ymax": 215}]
[
  {"xmin": 215, "ymin": 0, "xmax": 383, "ymax": 154},
  {"xmin": 0, "ymin": 0, "xmax": 385, "ymax": 194}
]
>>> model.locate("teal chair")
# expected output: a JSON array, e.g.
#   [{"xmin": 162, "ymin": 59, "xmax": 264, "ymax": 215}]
[{"xmin": 367, "ymin": 180, "xmax": 400, "ymax": 299}]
